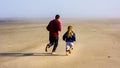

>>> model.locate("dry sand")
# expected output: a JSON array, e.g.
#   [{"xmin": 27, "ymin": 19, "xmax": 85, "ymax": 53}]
[{"xmin": 0, "ymin": 19, "xmax": 120, "ymax": 68}]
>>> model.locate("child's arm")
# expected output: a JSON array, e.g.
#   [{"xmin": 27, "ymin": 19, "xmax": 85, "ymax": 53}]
[
  {"xmin": 73, "ymin": 32, "xmax": 76, "ymax": 41},
  {"xmin": 63, "ymin": 32, "xmax": 67, "ymax": 41}
]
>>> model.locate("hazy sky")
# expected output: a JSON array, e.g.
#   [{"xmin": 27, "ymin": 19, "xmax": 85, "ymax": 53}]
[{"xmin": 0, "ymin": 0, "xmax": 120, "ymax": 18}]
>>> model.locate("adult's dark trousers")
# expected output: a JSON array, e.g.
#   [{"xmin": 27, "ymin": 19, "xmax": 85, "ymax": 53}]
[{"xmin": 49, "ymin": 36, "xmax": 58, "ymax": 52}]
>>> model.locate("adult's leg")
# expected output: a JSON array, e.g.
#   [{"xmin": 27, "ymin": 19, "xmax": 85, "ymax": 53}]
[
  {"xmin": 45, "ymin": 36, "xmax": 54, "ymax": 52},
  {"xmin": 49, "ymin": 36, "xmax": 55, "ymax": 46},
  {"xmin": 52, "ymin": 37, "xmax": 58, "ymax": 52}
]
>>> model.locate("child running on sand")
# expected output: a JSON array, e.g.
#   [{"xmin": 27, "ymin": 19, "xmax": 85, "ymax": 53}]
[{"xmin": 63, "ymin": 25, "xmax": 76, "ymax": 56}]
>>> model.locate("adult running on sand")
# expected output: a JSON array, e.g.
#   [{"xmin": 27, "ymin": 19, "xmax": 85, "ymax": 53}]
[{"xmin": 45, "ymin": 14, "xmax": 62, "ymax": 54}]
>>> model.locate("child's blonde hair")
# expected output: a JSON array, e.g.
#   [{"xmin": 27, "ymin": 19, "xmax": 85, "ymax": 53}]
[{"xmin": 67, "ymin": 25, "xmax": 73, "ymax": 38}]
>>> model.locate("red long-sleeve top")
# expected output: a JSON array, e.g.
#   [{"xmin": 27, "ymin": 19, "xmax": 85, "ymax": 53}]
[{"xmin": 46, "ymin": 19, "xmax": 61, "ymax": 38}]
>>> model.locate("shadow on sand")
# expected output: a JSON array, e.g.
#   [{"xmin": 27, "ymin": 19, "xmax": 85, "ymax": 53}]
[{"xmin": 0, "ymin": 53, "xmax": 66, "ymax": 57}]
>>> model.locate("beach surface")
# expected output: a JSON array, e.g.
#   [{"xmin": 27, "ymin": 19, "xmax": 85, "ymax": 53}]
[{"xmin": 0, "ymin": 19, "xmax": 120, "ymax": 68}]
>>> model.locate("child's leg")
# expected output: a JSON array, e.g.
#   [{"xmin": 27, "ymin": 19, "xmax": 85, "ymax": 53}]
[
  {"xmin": 70, "ymin": 42, "xmax": 74, "ymax": 50},
  {"xmin": 66, "ymin": 42, "xmax": 70, "ymax": 51},
  {"xmin": 66, "ymin": 42, "xmax": 71, "ymax": 56}
]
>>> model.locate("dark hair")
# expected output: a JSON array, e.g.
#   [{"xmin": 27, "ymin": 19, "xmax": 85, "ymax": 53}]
[{"xmin": 55, "ymin": 14, "xmax": 60, "ymax": 19}]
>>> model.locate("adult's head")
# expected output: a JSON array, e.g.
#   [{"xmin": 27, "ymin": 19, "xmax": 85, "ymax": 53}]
[{"xmin": 55, "ymin": 14, "xmax": 60, "ymax": 19}]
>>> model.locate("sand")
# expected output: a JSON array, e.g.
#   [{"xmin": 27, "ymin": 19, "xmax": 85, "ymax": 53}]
[{"xmin": 0, "ymin": 19, "xmax": 120, "ymax": 68}]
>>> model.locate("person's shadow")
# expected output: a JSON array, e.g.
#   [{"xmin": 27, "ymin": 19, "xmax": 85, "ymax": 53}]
[{"xmin": 0, "ymin": 53, "xmax": 66, "ymax": 57}]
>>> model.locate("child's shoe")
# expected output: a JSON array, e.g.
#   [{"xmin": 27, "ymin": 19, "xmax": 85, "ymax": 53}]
[
  {"xmin": 70, "ymin": 48, "xmax": 73, "ymax": 50},
  {"xmin": 68, "ymin": 50, "xmax": 71, "ymax": 54},
  {"xmin": 66, "ymin": 52, "xmax": 69, "ymax": 56}
]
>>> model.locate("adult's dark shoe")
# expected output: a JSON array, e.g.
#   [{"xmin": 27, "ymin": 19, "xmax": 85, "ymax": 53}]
[{"xmin": 45, "ymin": 44, "xmax": 50, "ymax": 52}]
